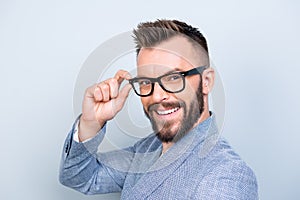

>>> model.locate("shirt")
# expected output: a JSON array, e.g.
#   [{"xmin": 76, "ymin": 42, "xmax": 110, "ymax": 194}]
[{"xmin": 59, "ymin": 113, "xmax": 258, "ymax": 199}]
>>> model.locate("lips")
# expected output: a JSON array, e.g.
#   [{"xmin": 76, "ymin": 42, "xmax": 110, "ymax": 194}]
[
  {"xmin": 156, "ymin": 107, "xmax": 180, "ymax": 115},
  {"xmin": 148, "ymin": 102, "xmax": 183, "ymax": 119}
]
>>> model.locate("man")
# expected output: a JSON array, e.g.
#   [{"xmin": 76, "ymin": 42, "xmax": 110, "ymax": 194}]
[{"xmin": 59, "ymin": 19, "xmax": 258, "ymax": 199}]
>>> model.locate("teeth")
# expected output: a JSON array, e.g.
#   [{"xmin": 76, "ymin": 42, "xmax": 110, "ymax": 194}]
[{"xmin": 157, "ymin": 107, "xmax": 179, "ymax": 115}]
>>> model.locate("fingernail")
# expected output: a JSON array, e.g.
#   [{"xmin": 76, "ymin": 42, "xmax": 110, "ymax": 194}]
[{"xmin": 125, "ymin": 73, "xmax": 131, "ymax": 79}]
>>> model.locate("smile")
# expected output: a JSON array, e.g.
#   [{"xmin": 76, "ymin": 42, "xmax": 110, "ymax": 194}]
[{"xmin": 156, "ymin": 107, "xmax": 180, "ymax": 115}]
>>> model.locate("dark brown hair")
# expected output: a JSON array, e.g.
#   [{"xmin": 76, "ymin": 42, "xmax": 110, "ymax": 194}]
[{"xmin": 133, "ymin": 19, "xmax": 209, "ymax": 56}]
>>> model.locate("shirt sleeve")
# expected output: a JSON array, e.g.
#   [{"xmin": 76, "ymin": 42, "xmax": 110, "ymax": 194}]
[
  {"xmin": 72, "ymin": 119, "xmax": 80, "ymax": 142},
  {"xmin": 59, "ymin": 117, "xmax": 134, "ymax": 195}
]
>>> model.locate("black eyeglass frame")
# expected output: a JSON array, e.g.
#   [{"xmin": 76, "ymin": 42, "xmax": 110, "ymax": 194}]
[{"xmin": 129, "ymin": 66, "xmax": 208, "ymax": 97}]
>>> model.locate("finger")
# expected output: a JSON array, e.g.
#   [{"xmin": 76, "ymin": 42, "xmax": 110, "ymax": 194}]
[
  {"xmin": 98, "ymin": 82, "xmax": 110, "ymax": 102},
  {"xmin": 114, "ymin": 70, "xmax": 132, "ymax": 85},
  {"xmin": 104, "ymin": 78, "xmax": 119, "ymax": 99},
  {"xmin": 94, "ymin": 87, "xmax": 103, "ymax": 101},
  {"xmin": 85, "ymin": 84, "xmax": 98, "ymax": 98}
]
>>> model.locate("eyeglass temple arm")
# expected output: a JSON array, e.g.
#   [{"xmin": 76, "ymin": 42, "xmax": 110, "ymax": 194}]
[{"xmin": 182, "ymin": 66, "xmax": 208, "ymax": 76}]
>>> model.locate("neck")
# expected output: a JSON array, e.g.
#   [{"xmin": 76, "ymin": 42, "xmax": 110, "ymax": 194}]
[{"xmin": 162, "ymin": 142, "xmax": 174, "ymax": 154}]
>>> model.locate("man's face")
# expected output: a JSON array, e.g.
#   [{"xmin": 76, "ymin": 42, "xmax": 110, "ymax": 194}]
[{"xmin": 136, "ymin": 37, "xmax": 206, "ymax": 143}]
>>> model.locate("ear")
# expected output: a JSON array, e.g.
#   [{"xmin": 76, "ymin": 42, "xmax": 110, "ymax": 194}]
[{"xmin": 202, "ymin": 67, "xmax": 215, "ymax": 95}]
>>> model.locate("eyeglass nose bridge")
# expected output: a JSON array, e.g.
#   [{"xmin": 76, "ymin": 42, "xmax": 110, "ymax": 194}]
[{"xmin": 150, "ymin": 80, "xmax": 168, "ymax": 96}]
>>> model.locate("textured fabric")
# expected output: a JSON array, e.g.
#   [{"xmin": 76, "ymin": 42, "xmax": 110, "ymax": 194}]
[{"xmin": 59, "ymin": 114, "xmax": 258, "ymax": 199}]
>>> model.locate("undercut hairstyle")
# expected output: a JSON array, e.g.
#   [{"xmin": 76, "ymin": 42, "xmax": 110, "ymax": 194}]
[{"xmin": 133, "ymin": 19, "xmax": 209, "ymax": 57}]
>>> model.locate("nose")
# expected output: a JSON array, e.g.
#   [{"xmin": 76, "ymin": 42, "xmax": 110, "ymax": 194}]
[{"xmin": 151, "ymin": 82, "xmax": 170, "ymax": 102}]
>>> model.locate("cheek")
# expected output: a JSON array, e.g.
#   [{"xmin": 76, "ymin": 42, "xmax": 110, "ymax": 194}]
[
  {"xmin": 140, "ymin": 97, "xmax": 150, "ymax": 111},
  {"xmin": 185, "ymin": 78, "xmax": 201, "ymax": 94},
  {"xmin": 176, "ymin": 79, "xmax": 201, "ymax": 104}
]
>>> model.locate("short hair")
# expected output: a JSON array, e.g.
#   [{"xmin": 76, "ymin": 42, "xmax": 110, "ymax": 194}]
[{"xmin": 133, "ymin": 19, "xmax": 209, "ymax": 56}]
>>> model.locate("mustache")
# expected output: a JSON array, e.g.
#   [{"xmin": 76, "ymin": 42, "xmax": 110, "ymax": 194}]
[{"xmin": 148, "ymin": 101, "xmax": 185, "ymax": 113}]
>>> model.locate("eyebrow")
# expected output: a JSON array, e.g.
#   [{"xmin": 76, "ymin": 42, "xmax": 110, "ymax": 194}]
[{"xmin": 136, "ymin": 67, "xmax": 182, "ymax": 78}]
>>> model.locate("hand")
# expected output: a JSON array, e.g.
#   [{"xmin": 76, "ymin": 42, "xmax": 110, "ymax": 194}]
[{"xmin": 78, "ymin": 70, "xmax": 132, "ymax": 141}]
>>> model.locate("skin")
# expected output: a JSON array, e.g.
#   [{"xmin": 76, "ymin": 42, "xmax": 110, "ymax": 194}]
[{"xmin": 78, "ymin": 36, "xmax": 215, "ymax": 153}]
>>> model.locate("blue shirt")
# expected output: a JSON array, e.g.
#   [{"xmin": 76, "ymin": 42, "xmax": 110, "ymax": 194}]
[{"xmin": 59, "ymin": 113, "xmax": 258, "ymax": 199}]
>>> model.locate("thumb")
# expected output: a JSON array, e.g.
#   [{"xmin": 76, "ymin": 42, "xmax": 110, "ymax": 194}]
[
  {"xmin": 114, "ymin": 83, "xmax": 132, "ymax": 112},
  {"xmin": 119, "ymin": 83, "xmax": 132, "ymax": 100}
]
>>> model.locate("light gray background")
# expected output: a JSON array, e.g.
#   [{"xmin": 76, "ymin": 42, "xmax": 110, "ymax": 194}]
[{"xmin": 0, "ymin": 0, "xmax": 299, "ymax": 199}]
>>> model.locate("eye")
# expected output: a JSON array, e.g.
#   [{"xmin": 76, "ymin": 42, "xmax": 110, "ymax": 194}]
[
  {"xmin": 137, "ymin": 79, "xmax": 151, "ymax": 86},
  {"xmin": 165, "ymin": 73, "xmax": 182, "ymax": 82}
]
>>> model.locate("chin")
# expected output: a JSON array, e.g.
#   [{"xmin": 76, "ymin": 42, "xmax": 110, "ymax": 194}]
[{"xmin": 156, "ymin": 123, "xmax": 182, "ymax": 143}]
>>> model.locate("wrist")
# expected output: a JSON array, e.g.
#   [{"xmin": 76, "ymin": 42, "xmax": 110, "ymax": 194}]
[{"xmin": 78, "ymin": 117, "xmax": 103, "ymax": 142}]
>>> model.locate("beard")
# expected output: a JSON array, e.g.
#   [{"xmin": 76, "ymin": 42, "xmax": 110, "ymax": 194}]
[{"xmin": 144, "ymin": 83, "xmax": 204, "ymax": 143}]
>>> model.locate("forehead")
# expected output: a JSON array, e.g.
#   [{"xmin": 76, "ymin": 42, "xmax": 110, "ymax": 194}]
[{"xmin": 137, "ymin": 36, "xmax": 197, "ymax": 76}]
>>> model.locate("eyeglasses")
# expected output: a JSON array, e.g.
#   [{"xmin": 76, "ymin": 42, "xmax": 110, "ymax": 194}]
[{"xmin": 129, "ymin": 66, "xmax": 208, "ymax": 97}]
